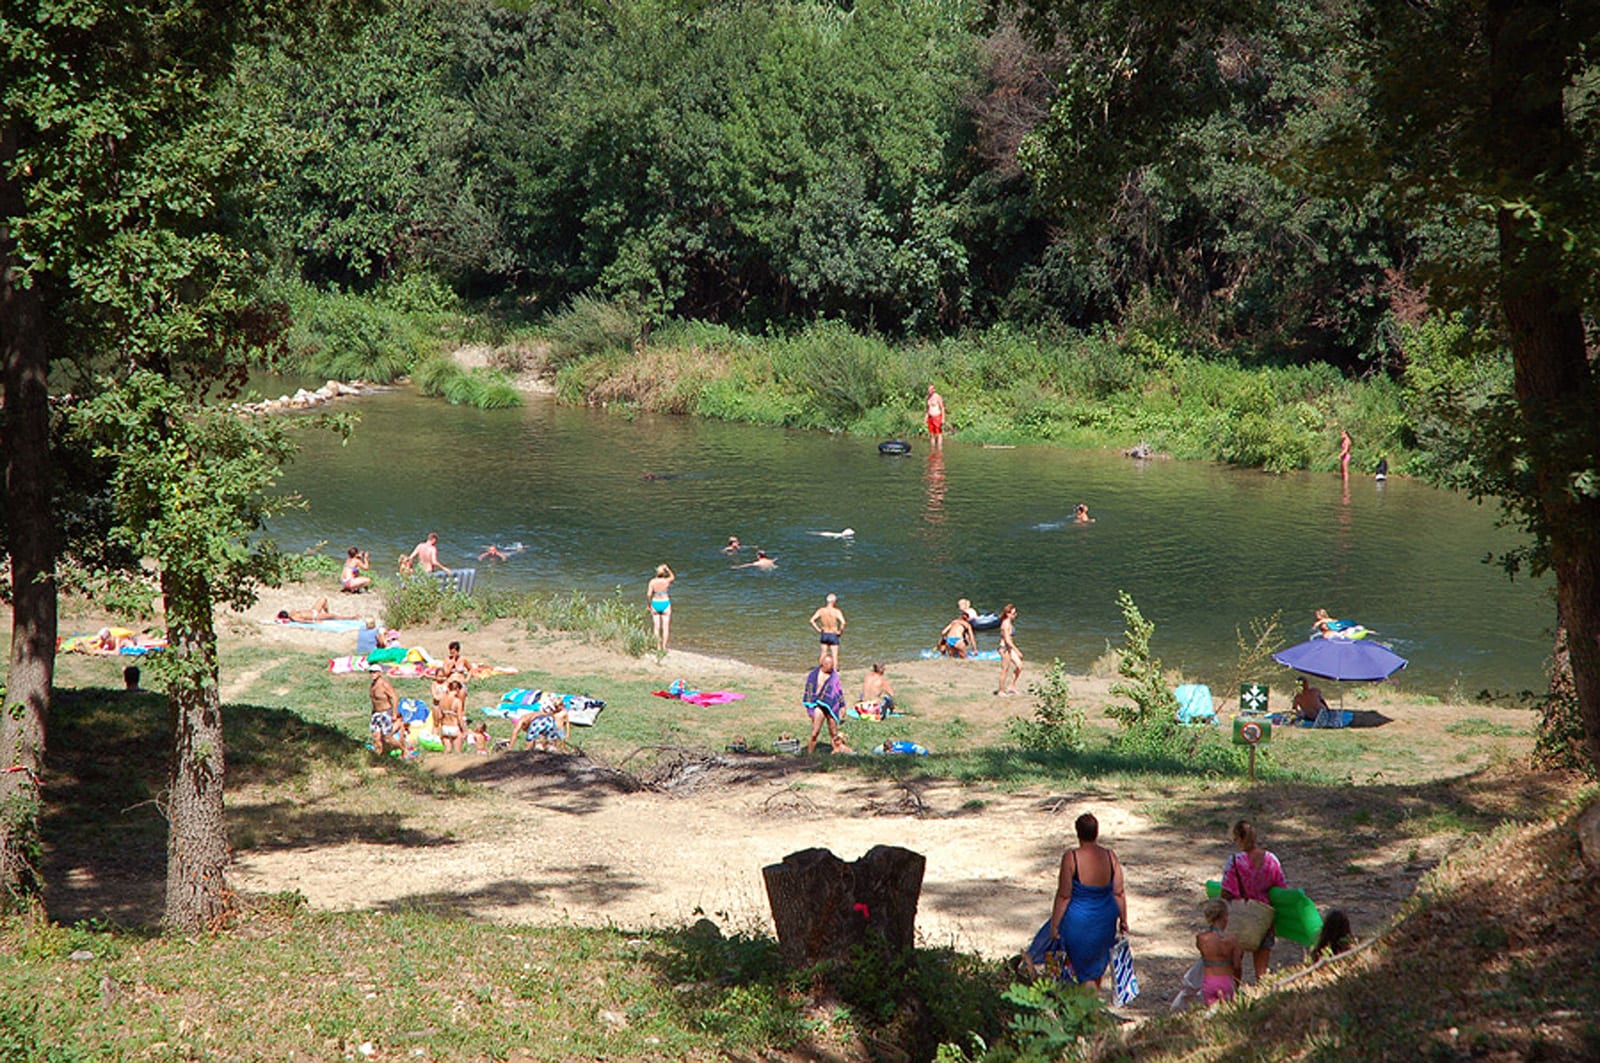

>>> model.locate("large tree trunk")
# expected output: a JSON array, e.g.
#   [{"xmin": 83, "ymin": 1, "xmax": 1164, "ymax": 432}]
[
  {"xmin": 161, "ymin": 567, "xmax": 233, "ymax": 931},
  {"xmin": 762, "ymin": 845, "xmax": 925, "ymax": 970},
  {"xmin": 1488, "ymin": 0, "xmax": 1600, "ymax": 770},
  {"xmin": 0, "ymin": 131, "xmax": 56, "ymax": 909}
]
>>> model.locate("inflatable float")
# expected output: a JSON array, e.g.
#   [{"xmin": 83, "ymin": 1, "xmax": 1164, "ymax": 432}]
[
  {"xmin": 878, "ymin": 440, "xmax": 912, "ymax": 455},
  {"xmin": 970, "ymin": 612, "xmax": 1000, "ymax": 631}
]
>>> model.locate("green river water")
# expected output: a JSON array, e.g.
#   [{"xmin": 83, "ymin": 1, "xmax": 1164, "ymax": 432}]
[{"xmin": 271, "ymin": 386, "xmax": 1549, "ymax": 697}]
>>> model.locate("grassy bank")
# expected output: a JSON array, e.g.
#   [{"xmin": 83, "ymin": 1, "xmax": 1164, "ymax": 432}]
[
  {"xmin": 269, "ymin": 280, "xmax": 1431, "ymax": 474},
  {"xmin": 5, "ymin": 663, "xmax": 1589, "ymax": 1060}
]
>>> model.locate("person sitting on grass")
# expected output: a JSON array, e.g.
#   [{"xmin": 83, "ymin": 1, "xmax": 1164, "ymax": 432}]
[
  {"xmin": 862, "ymin": 662, "xmax": 897, "ymax": 713},
  {"xmin": 1291, "ymin": 676, "xmax": 1330, "ymax": 722}
]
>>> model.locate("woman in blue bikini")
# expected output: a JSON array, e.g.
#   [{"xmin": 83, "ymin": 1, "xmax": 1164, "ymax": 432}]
[{"xmin": 648, "ymin": 564, "xmax": 675, "ymax": 652}]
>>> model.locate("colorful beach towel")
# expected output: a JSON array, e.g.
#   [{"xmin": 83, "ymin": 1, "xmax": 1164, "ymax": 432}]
[
  {"xmin": 919, "ymin": 648, "xmax": 1002, "ymax": 661},
  {"xmin": 652, "ymin": 688, "xmax": 746, "ymax": 706},
  {"xmin": 871, "ymin": 740, "xmax": 928, "ymax": 755},
  {"xmin": 270, "ymin": 618, "xmax": 365, "ymax": 632}
]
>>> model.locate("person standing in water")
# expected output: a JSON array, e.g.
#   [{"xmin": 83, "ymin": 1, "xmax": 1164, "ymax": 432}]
[
  {"xmin": 1339, "ymin": 429, "xmax": 1352, "ymax": 481},
  {"xmin": 810, "ymin": 592, "xmax": 847, "ymax": 669},
  {"xmin": 407, "ymin": 531, "xmax": 450, "ymax": 574},
  {"xmin": 648, "ymin": 564, "xmax": 675, "ymax": 652},
  {"xmin": 925, "ymin": 384, "xmax": 946, "ymax": 448}
]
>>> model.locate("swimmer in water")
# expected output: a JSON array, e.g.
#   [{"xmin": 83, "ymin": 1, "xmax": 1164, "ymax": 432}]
[
  {"xmin": 723, "ymin": 535, "xmax": 742, "ymax": 554},
  {"xmin": 1073, "ymin": 503, "xmax": 1095, "ymax": 524},
  {"xmin": 733, "ymin": 550, "xmax": 776, "ymax": 570},
  {"xmin": 479, "ymin": 544, "xmax": 507, "ymax": 561}
]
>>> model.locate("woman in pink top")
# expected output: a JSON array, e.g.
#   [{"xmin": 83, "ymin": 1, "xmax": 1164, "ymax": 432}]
[{"xmin": 1219, "ymin": 819, "xmax": 1287, "ymax": 981}]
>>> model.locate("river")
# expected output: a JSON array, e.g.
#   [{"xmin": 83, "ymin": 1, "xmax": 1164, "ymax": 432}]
[{"xmin": 269, "ymin": 386, "xmax": 1550, "ymax": 697}]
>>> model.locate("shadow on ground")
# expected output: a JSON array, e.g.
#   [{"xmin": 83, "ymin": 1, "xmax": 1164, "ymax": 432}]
[{"xmin": 40, "ymin": 687, "xmax": 447, "ymax": 927}]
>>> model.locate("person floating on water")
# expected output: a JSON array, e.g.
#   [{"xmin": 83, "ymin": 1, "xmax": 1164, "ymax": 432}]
[
  {"xmin": 479, "ymin": 544, "xmax": 507, "ymax": 562},
  {"xmin": 1073, "ymin": 503, "xmax": 1094, "ymax": 524},
  {"xmin": 733, "ymin": 549, "xmax": 776, "ymax": 569}
]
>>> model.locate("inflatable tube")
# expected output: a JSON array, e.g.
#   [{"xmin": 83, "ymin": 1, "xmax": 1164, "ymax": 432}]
[
  {"xmin": 970, "ymin": 612, "xmax": 1000, "ymax": 631},
  {"xmin": 878, "ymin": 440, "xmax": 912, "ymax": 455}
]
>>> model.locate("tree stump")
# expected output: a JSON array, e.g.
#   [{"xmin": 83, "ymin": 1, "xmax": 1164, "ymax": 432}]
[{"xmin": 762, "ymin": 845, "xmax": 925, "ymax": 969}]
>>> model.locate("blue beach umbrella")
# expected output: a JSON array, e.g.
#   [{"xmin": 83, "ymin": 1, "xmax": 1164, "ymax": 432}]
[{"xmin": 1272, "ymin": 638, "xmax": 1408, "ymax": 682}]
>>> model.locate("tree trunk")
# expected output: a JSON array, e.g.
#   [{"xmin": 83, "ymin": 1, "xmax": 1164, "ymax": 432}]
[
  {"xmin": 1487, "ymin": 0, "xmax": 1600, "ymax": 771},
  {"xmin": 0, "ymin": 130, "xmax": 56, "ymax": 910},
  {"xmin": 762, "ymin": 845, "xmax": 925, "ymax": 970},
  {"xmin": 161, "ymin": 567, "xmax": 233, "ymax": 931}
]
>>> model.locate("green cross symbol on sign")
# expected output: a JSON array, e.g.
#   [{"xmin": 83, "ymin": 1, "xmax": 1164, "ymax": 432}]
[{"xmin": 1240, "ymin": 684, "xmax": 1269, "ymax": 713}]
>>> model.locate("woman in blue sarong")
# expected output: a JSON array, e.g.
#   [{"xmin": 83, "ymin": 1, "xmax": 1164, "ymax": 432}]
[{"xmin": 1030, "ymin": 812, "xmax": 1128, "ymax": 986}]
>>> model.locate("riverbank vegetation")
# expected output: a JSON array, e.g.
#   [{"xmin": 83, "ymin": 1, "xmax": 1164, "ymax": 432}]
[
  {"xmin": 230, "ymin": 0, "xmax": 1512, "ymax": 476},
  {"xmin": 5, "ymin": 0, "xmax": 1598, "ymax": 1059}
]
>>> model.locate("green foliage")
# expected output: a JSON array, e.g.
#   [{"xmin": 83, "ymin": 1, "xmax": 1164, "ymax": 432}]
[
  {"xmin": 382, "ymin": 576, "xmax": 476, "ymax": 630},
  {"xmin": 275, "ymin": 281, "xmax": 433, "ymax": 382},
  {"xmin": 938, "ymin": 979, "xmax": 1110, "ymax": 1062},
  {"xmin": 1107, "ymin": 592, "xmax": 1177, "ymax": 729},
  {"xmin": 387, "ymin": 582, "xmax": 652, "ymax": 656},
  {"xmin": 1397, "ymin": 312, "xmax": 1511, "ymax": 489},
  {"xmin": 234, "ymin": 0, "xmax": 509, "ymax": 286},
  {"xmin": 1103, "ymin": 591, "xmax": 1245, "ymax": 775},
  {"xmin": 1007, "ymin": 659, "xmax": 1085, "ymax": 752},
  {"xmin": 70, "ymin": 371, "xmax": 301, "ymax": 627},
  {"xmin": 544, "ymin": 294, "xmax": 644, "ymax": 366},
  {"xmin": 411, "ymin": 356, "xmax": 523, "ymax": 409}
]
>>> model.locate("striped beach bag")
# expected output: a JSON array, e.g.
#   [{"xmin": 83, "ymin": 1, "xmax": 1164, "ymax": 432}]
[{"xmin": 1109, "ymin": 935, "xmax": 1140, "ymax": 1006}]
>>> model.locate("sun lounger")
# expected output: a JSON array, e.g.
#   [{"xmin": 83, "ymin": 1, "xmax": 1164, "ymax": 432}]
[{"xmin": 434, "ymin": 568, "xmax": 476, "ymax": 595}]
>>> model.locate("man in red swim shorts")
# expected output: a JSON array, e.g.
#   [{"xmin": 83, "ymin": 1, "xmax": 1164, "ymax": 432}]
[{"xmin": 925, "ymin": 384, "xmax": 945, "ymax": 448}]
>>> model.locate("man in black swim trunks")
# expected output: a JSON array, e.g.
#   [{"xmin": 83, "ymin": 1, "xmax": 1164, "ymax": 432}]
[{"xmin": 810, "ymin": 592, "xmax": 846, "ymax": 670}]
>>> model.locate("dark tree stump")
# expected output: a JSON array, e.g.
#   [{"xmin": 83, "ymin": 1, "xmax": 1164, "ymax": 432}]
[{"xmin": 762, "ymin": 845, "xmax": 925, "ymax": 970}]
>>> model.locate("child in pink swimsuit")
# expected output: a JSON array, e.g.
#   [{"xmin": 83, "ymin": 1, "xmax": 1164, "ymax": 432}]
[{"xmin": 1196, "ymin": 899, "xmax": 1242, "ymax": 1004}]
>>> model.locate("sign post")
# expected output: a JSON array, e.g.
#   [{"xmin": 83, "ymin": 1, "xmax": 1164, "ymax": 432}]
[{"xmin": 1232, "ymin": 717, "xmax": 1272, "ymax": 783}]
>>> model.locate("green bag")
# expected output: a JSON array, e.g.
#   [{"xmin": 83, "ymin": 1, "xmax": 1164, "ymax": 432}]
[{"xmin": 366, "ymin": 646, "xmax": 407, "ymax": 664}]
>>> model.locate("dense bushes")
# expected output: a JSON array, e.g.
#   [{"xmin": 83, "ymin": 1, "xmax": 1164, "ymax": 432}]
[{"xmin": 545, "ymin": 319, "xmax": 1415, "ymax": 472}]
